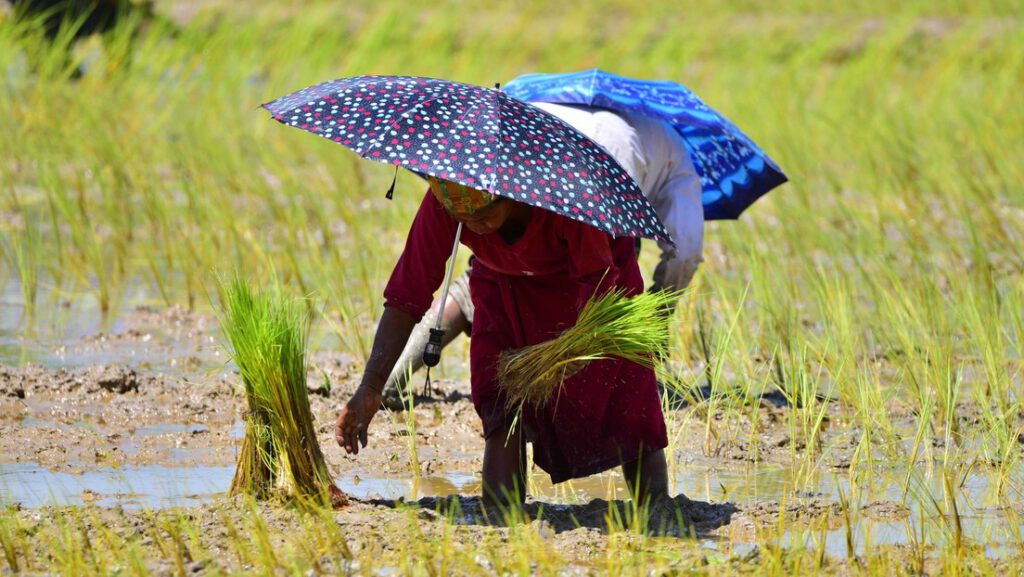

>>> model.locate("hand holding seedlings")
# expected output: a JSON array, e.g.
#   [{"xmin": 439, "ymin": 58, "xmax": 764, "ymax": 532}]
[{"xmin": 496, "ymin": 289, "xmax": 679, "ymax": 411}]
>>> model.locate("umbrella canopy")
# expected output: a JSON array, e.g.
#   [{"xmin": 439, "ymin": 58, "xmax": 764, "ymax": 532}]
[
  {"xmin": 262, "ymin": 75, "xmax": 671, "ymax": 243},
  {"xmin": 502, "ymin": 69, "xmax": 788, "ymax": 220}
]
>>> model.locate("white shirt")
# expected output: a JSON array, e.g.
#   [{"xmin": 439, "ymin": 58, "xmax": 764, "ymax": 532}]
[{"xmin": 532, "ymin": 102, "xmax": 705, "ymax": 290}]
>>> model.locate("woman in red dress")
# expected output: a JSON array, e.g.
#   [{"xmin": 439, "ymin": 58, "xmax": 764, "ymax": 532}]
[{"xmin": 335, "ymin": 178, "xmax": 669, "ymax": 509}]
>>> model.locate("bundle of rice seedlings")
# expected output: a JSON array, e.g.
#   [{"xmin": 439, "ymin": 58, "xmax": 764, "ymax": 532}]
[
  {"xmin": 217, "ymin": 275, "xmax": 345, "ymax": 507},
  {"xmin": 497, "ymin": 289, "xmax": 681, "ymax": 410}
]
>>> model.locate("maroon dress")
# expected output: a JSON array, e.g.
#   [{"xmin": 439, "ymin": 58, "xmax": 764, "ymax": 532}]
[{"xmin": 384, "ymin": 193, "xmax": 667, "ymax": 483}]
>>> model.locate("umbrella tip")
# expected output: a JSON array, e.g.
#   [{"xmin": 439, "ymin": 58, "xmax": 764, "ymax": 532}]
[{"xmin": 494, "ymin": 82, "xmax": 501, "ymax": 90}]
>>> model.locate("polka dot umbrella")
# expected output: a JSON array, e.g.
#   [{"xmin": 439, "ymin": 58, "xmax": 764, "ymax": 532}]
[{"xmin": 262, "ymin": 75, "xmax": 671, "ymax": 244}]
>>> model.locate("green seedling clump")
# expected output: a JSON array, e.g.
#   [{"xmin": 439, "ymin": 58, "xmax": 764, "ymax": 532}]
[
  {"xmin": 217, "ymin": 275, "xmax": 344, "ymax": 507},
  {"xmin": 497, "ymin": 289, "xmax": 680, "ymax": 410}
]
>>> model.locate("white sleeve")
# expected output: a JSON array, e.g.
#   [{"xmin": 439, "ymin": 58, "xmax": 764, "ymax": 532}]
[
  {"xmin": 657, "ymin": 167, "xmax": 704, "ymax": 286},
  {"xmin": 649, "ymin": 133, "xmax": 704, "ymax": 291}
]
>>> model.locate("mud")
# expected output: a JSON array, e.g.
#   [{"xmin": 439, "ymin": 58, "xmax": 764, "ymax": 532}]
[{"xmin": 1, "ymin": 303, "xmax": 1020, "ymax": 571}]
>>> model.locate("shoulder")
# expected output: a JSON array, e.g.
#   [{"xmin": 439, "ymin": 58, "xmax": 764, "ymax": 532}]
[{"xmin": 417, "ymin": 190, "xmax": 452, "ymax": 219}]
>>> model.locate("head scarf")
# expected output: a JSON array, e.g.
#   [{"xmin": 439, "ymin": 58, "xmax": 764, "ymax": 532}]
[{"xmin": 427, "ymin": 177, "xmax": 498, "ymax": 216}]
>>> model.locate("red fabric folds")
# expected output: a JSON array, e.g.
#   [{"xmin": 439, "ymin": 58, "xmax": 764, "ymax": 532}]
[{"xmin": 384, "ymin": 192, "xmax": 667, "ymax": 483}]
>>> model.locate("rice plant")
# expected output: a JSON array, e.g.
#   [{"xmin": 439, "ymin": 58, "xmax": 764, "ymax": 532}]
[
  {"xmin": 497, "ymin": 288, "xmax": 680, "ymax": 410},
  {"xmin": 1, "ymin": 0, "xmax": 1023, "ymax": 570},
  {"xmin": 7, "ymin": 220, "xmax": 40, "ymax": 321},
  {"xmin": 216, "ymin": 274, "xmax": 344, "ymax": 507}
]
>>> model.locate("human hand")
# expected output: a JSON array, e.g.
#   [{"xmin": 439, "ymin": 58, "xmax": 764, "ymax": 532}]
[
  {"xmin": 335, "ymin": 385, "xmax": 383, "ymax": 455},
  {"xmin": 559, "ymin": 359, "xmax": 587, "ymax": 380}
]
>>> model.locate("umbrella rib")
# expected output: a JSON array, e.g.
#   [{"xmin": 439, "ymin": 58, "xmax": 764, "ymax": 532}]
[
  {"xmin": 485, "ymin": 87, "xmax": 501, "ymax": 191},
  {"xmin": 427, "ymin": 84, "xmax": 504, "ymax": 188}
]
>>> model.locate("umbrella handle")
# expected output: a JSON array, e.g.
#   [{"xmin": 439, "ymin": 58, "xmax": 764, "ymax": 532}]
[{"xmin": 423, "ymin": 222, "xmax": 463, "ymax": 367}]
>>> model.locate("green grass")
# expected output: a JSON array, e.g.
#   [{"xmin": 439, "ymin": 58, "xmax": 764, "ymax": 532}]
[
  {"xmin": 1, "ymin": 497, "xmax": 1022, "ymax": 575},
  {"xmin": 0, "ymin": 0, "xmax": 1022, "ymax": 572}
]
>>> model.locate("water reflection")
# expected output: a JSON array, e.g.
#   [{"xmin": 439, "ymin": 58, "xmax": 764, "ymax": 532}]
[{"xmin": 0, "ymin": 463, "xmax": 232, "ymax": 508}]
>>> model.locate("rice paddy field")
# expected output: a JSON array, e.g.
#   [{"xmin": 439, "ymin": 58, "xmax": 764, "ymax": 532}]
[{"xmin": 1, "ymin": 0, "xmax": 1023, "ymax": 574}]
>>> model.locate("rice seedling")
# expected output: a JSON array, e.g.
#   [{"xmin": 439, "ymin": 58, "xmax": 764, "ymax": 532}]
[
  {"xmin": 1, "ymin": 0, "xmax": 1023, "ymax": 572},
  {"xmin": 497, "ymin": 288, "xmax": 680, "ymax": 411},
  {"xmin": 689, "ymin": 283, "xmax": 749, "ymax": 456},
  {"xmin": 835, "ymin": 479, "xmax": 856, "ymax": 560},
  {"xmin": 39, "ymin": 162, "xmax": 127, "ymax": 318},
  {"xmin": 321, "ymin": 278, "xmax": 376, "ymax": 365},
  {"xmin": 0, "ymin": 510, "xmax": 25, "ymax": 573},
  {"xmin": 391, "ymin": 363, "xmax": 423, "ymax": 492},
  {"xmin": 216, "ymin": 273, "xmax": 343, "ymax": 507},
  {"xmin": 7, "ymin": 219, "xmax": 40, "ymax": 321}
]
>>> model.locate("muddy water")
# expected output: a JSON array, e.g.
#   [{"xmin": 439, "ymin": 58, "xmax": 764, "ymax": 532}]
[
  {"xmin": 0, "ymin": 462, "xmax": 233, "ymax": 508},
  {"xmin": 0, "ymin": 279, "xmax": 224, "ymax": 372},
  {"xmin": 2, "ymin": 279, "xmax": 1023, "ymax": 560},
  {"xmin": 0, "ymin": 278, "xmax": 471, "ymax": 381}
]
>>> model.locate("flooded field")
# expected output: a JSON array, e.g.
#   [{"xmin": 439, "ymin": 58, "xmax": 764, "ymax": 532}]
[
  {"xmin": 3, "ymin": 276, "xmax": 1023, "ymax": 573},
  {"xmin": 2, "ymin": 0, "xmax": 1023, "ymax": 574}
]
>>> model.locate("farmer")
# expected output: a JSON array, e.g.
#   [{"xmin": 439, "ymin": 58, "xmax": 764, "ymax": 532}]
[
  {"xmin": 335, "ymin": 177, "xmax": 672, "ymax": 509},
  {"xmin": 380, "ymin": 102, "xmax": 704, "ymax": 409}
]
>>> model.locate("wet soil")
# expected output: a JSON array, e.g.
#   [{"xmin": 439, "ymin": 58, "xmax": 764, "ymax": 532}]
[
  {"xmin": 0, "ymin": 304, "xmax": 1015, "ymax": 571},
  {"xmin": 0, "ymin": 499, "xmax": 802, "ymax": 575}
]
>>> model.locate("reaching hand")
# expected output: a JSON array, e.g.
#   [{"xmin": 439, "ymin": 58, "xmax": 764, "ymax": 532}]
[
  {"xmin": 335, "ymin": 386, "xmax": 383, "ymax": 455},
  {"xmin": 334, "ymin": 306, "xmax": 417, "ymax": 454}
]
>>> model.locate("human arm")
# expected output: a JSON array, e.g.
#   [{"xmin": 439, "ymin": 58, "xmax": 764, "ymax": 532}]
[
  {"xmin": 642, "ymin": 118, "xmax": 705, "ymax": 293},
  {"xmin": 650, "ymin": 170, "xmax": 704, "ymax": 293},
  {"xmin": 335, "ymin": 191, "xmax": 458, "ymax": 454},
  {"xmin": 335, "ymin": 306, "xmax": 416, "ymax": 454}
]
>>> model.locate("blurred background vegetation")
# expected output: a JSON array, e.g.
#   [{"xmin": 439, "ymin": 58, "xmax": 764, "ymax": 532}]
[{"xmin": 1, "ymin": 0, "xmax": 1021, "ymax": 417}]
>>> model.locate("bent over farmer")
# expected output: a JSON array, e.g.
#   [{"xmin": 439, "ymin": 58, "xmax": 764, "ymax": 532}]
[
  {"xmin": 381, "ymin": 102, "xmax": 703, "ymax": 409},
  {"xmin": 335, "ymin": 179, "xmax": 672, "ymax": 509}
]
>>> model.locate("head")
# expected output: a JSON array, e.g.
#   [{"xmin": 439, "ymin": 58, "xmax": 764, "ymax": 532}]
[{"xmin": 428, "ymin": 177, "xmax": 514, "ymax": 235}]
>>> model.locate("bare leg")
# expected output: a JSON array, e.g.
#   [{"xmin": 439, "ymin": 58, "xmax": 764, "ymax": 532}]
[
  {"xmin": 481, "ymin": 425, "xmax": 526, "ymax": 515},
  {"xmin": 622, "ymin": 449, "xmax": 669, "ymax": 506},
  {"xmin": 440, "ymin": 297, "xmax": 472, "ymax": 340}
]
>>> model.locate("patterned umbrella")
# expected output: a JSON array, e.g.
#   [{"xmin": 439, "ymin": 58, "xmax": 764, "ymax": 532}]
[
  {"xmin": 262, "ymin": 75, "xmax": 671, "ymax": 243},
  {"xmin": 503, "ymin": 69, "xmax": 788, "ymax": 220}
]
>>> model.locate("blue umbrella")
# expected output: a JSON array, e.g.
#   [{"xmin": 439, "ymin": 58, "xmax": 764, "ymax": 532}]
[{"xmin": 503, "ymin": 69, "xmax": 788, "ymax": 220}]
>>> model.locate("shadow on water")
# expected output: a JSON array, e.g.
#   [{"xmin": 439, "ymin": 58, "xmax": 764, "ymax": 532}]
[
  {"xmin": 342, "ymin": 469, "xmax": 737, "ymax": 536},
  {"xmin": 660, "ymin": 383, "xmax": 831, "ymax": 410},
  {"xmin": 1, "ymin": 459, "xmax": 739, "ymax": 536}
]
